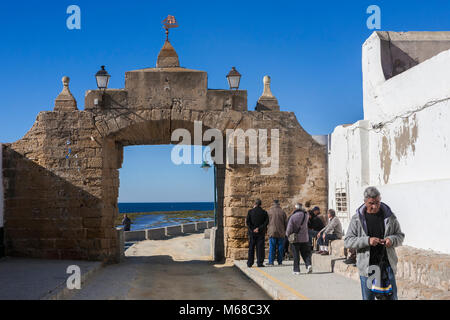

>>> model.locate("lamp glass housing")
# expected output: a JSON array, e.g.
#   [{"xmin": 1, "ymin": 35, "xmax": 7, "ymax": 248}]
[
  {"xmin": 95, "ymin": 66, "xmax": 111, "ymax": 90},
  {"xmin": 226, "ymin": 67, "xmax": 241, "ymax": 90}
]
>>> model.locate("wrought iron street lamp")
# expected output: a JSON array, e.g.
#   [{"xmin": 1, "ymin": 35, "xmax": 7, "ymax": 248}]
[
  {"xmin": 95, "ymin": 65, "xmax": 111, "ymax": 91},
  {"xmin": 201, "ymin": 160, "xmax": 211, "ymax": 172},
  {"xmin": 201, "ymin": 160, "xmax": 217, "ymax": 227},
  {"xmin": 226, "ymin": 67, "xmax": 241, "ymax": 90}
]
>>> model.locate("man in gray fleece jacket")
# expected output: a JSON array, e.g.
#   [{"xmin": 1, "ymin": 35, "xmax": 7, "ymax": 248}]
[{"xmin": 344, "ymin": 186, "xmax": 405, "ymax": 300}]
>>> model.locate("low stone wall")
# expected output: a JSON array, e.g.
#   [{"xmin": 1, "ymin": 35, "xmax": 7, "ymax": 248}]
[
  {"xmin": 124, "ymin": 220, "xmax": 214, "ymax": 242},
  {"xmin": 115, "ymin": 227, "xmax": 125, "ymax": 262},
  {"xmin": 328, "ymin": 240, "xmax": 450, "ymax": 299}
]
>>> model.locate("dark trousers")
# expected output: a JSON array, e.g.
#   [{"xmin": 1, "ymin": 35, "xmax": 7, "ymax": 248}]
[
  {"xmin": 290, "ymin": 242, "xmax": 312, "ymax": 272},
  {"xmin": 317, "ymin": 233, "xmax": 338, "ymax": 246},
  {"xmin": 283, "ymin": 236, "xmax": 290, "ymax": 257},
  {"xmin": 247, "ymin": 232, "xmax": 265, "ymax": 267}
]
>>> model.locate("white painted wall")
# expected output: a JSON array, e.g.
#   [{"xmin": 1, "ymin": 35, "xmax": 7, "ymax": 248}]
[
  {"xmin": 376, "ymin": 181, "xmax": 450, "ymax": 253},
  {"xmin": 329, "ymin": 32, "xmax": 450, "ymax": 254},
  {"xmin": 363, "ymin": 32, "xmax": 450, "ymax": 123},
  {"xmin": 328, "ymin": 121, "xmax": 370, "ymax": 232},
  {"xmin": 0, "ymin": 143, "xmax": 3, "ymax": 228}
]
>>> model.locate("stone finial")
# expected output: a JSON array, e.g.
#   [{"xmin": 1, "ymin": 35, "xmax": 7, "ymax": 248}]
[
  {"xmin": 54, "ymin": 76, "xmax": 78, "ymax": 111},
  {"xmin": 156, "ymin": 40, "xmax": 180, "ymax": 68},
  {"xmin": 256, "ymin": 75, "xmax": 279, "ymax": 111},
  {"xmin": 262, "ymin": 76, "xmax": 274, "ymax": 97}
]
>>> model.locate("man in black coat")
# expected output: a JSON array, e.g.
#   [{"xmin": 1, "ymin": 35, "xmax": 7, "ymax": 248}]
[
  {"xmin": 308, "ymin": 206, "xmax": 324, "ymax": 250},
  {"xmin": 246, "ymin": 199, "xmax": 269, "ymax": 267},
  {"xmin": 122, "ymin": 214, "xmax": 131, "ymax": 231}
]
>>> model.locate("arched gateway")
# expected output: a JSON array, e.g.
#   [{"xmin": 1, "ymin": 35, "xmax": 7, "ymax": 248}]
[{"xmin": 1, "ymin": 38, "xmax": 327, "ymax": 262}]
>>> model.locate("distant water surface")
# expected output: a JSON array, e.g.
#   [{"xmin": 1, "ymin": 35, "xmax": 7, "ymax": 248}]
[{"xmin": 118, "ymin": 202, "xmax": 214, "ymax": 231}]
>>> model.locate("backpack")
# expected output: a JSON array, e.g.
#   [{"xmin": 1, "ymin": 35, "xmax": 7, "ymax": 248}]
[
  {"xmin": 288, "ymin": 211, "xmax": 307, "ymax": 244},
  {"xmin": 370, "ymin": 247, "xmax": 393, "ymax": 299}
]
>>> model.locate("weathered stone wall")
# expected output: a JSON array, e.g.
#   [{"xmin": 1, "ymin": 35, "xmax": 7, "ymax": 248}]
[
  {"xmin": 222, "ymin": 112, "xmax": 327, "ymax": 260},
  {"xmin": 2, "ymin": 59, "xmax": 327, "ymax": 262},
  {"xmin": 93, "ymin": 105, "xmax": 327, "ymax": 261},
  {"xmin": 2, "ymin": 111, "xmax": 117, "ymax": 260},
  {"xmin": 2, "ymin": 106, "xmax": 326, "ymax": 262}
]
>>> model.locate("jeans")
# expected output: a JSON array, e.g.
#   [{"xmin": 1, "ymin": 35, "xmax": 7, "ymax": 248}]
[
  {"xmin": 268, "ymin": 237, "xmax": 284, "ymax": 265},
  {"xmin": 247, "ymin": 232, "xmax": 266, "ymax": 267},
  {"xmin": 290, "ymin": 242, "xmax": 311, "ymax": 272},
  {"xmin": 359, "ymin": 266, "xmax": 398, "ymax": 300},
  {"xmin": 317, "ymin": 233, "xmax": 338, "ymax": 247}
]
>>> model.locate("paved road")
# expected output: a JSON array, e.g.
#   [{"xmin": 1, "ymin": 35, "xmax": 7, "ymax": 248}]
[
  {"xmin": 0, "ymin": 257, "xmax": 101, "ymax": 300},
  {"xmin": 235, "ymin": 259, "xmax": 362, "ymax": 300},
  {"xmin": 67, "ymin": 233, "xmax": 270, "ymax": 300}
]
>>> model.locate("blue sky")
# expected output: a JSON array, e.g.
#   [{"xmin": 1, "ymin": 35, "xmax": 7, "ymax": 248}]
[{"xmin": 1, "ymin": 0, "xmax": 450, "ymax": 202}]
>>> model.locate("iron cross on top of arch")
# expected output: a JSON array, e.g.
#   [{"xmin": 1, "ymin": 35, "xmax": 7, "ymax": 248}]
[{"xmin": 162, "ymin": 15, "xmax": 179, "ymax": 42}]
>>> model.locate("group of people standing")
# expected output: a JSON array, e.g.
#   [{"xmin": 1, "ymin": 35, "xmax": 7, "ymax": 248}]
[
  {"xmin": 246, "ymin": 199, "xmax": 343, "ymax": 274},
  {"xmin": 245, "ymin": 186, "xmax": 405, "ymax": 300}
]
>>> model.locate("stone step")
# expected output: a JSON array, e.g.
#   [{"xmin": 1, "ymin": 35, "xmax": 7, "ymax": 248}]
[
  {"xmin": 333, "ymin": 260, "xmax": 360, "ymax": 281},
  {"xmin": 311, "ymin": 252, "xmax": 345, "ymax": 273}
]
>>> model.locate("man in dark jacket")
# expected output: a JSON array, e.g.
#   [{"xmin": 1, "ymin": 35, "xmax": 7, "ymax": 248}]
[
  {"xmin": 308, "ymin": 206, "xmax": 324, "ymax": 250},
  {"xmin": 122, "ymin": 214, "xmax": 131, "ymax": 231},
  {"xmin": 246, "ymin": 199, "xmax": 269, "ymax": 268}
]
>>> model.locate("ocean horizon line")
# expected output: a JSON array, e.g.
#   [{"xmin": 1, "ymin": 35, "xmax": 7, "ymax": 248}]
[{"xmin": 118, "ymin": 202, "xmax": 214, "ymax": 214}]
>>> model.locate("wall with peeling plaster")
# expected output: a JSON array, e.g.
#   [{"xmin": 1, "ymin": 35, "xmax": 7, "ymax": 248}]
[{"xmin": 329, "ymin": 31, "xmax": 450, "ymax": 254}]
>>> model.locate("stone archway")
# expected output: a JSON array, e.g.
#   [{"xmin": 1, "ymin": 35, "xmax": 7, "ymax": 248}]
[{"xmin": 1, "ymin": 39, "xmax": 328, "ymax": 262}]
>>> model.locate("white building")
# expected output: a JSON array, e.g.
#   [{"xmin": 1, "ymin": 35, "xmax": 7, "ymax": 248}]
[{"xmin": 328, "ymin": 32, "xmax": 450, "ymax": 254}]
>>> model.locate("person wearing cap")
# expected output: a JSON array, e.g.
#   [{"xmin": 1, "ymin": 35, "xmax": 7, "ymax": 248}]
[{"xmin": 308, "ymin": 206, "xmax": 325, "ymax": 251}]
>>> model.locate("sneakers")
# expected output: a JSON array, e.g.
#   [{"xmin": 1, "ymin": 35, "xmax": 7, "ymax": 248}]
[
  {"xmin": 292, "ymin": 271, "xmax": 300, "ymax": 275},
  {"xmin": 266, "ymin": 263, "xmax": 274, "ymax": 267},
  {"xmin": 307, "ymin": 265, "xmax": 313, "ymax": 274}
]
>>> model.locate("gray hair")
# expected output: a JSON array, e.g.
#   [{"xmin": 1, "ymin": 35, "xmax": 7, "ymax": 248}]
[
  {"xmin": 295, "ymin": 203, "xmax": 303, "ymax": 210},
  {"xmin": 364, "ymin": 186, "xmax": 380, "ymax": 200},
  {"xmin": 328, "ymin": 209, "xmax": 336, "ymax": 217},
  {"xmin": 255, "ymin": 199, "xmax": 262, "ymax": 206}
]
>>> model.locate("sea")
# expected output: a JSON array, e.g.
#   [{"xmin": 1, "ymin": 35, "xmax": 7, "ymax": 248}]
[{"xmin": 118, "ymin": 202, "xmax": 214, "ymax": 231}]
